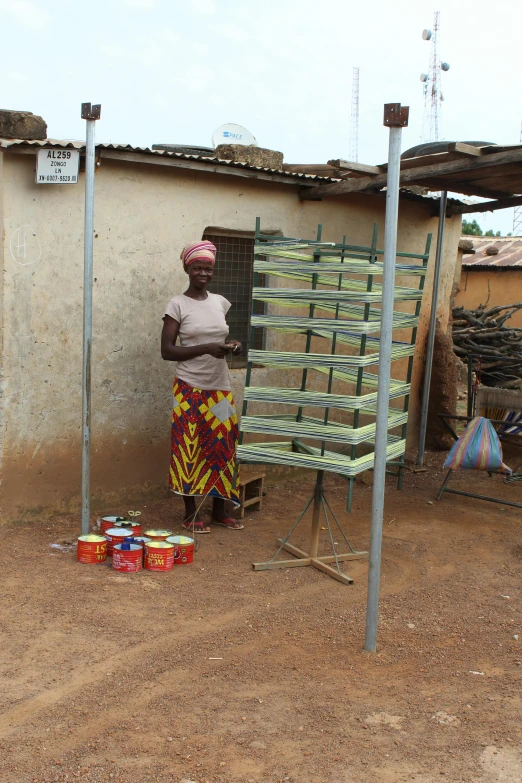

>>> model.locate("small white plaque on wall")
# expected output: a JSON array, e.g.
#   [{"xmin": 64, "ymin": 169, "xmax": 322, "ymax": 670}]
[{"xmin": 36, "ymin": 149, "xmax": 80, "ymax": 184}]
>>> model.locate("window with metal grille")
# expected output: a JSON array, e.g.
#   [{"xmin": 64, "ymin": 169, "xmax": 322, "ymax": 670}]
[{"xmin": 203, "ymin": 232, "xmax": 264, "ymax": 368}]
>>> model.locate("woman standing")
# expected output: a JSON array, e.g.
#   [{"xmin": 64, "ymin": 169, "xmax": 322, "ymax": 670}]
[{"xmin": 161, "ymin": 240, "xmax": 243, "ymax": 533}]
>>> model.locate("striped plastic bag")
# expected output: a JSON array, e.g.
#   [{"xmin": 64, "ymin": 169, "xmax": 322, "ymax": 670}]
[{"xmin": 444, "ymin": 416, "xmax": 511, "ymax": 474}]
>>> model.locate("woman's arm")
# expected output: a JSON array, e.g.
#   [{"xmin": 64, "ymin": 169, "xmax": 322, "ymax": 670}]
[{"xmin": 161, "ymin": 315, "xmax": 233, "ymax": 361}]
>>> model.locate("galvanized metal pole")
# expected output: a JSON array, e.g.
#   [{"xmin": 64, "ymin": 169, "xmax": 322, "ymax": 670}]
[
  {"xmin": 365, "ymin": 103, "xmax": 409, "ymax": 653},
  {"xmin": 81, "ymin": 102, "xmax": 101, "ymax": 535},
  {"xmin": 416, "ymin": 190, "xmax": 448, "ymax": 466}
]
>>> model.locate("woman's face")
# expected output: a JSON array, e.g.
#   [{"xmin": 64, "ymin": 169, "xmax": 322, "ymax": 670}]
[{"xmin": 185, "ymin": 259, "xmax": 214, "ymax": 289}]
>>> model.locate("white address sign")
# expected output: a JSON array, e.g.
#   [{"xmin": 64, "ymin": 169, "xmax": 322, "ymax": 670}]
[{"xmin": 36, "ymin": 149, "xmax": 80, "ymax": 184}]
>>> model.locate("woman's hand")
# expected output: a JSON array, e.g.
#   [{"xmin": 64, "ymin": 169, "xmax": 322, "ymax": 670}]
[
  {"xmin": 226, "ymin": 340, "xmax": 242, "ymax": 355},
  {"xmin": 206, "ymin": 343, "xmax": 234, "ymax": 359}
]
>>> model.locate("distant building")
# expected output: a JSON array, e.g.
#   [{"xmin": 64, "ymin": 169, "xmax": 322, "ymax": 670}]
[{"xmin": 456, "ymin": 237, "xmax": 522, "ymax": 328}]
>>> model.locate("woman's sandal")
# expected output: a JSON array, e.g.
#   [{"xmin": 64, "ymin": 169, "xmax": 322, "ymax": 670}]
[
  {"xmin": 211, "ymin": 515, "xmax": 244, "ymax": 530},
  {"xmin": 182, "ymin": 519, "xmax": 210, "ymax": 534}
]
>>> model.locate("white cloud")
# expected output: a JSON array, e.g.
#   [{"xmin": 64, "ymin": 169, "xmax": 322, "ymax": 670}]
[
  {"xmin": 139, "ymin": 39, "xmax": 163, "ymax": 67},
  {"xmin": 182, "ymin": 66, "xmax": 215, "ymax": 93},
  {"xmin": 190, "ymin": 0, "xmax": 215, "ymax": 13},
  {"xmin": 123, "ymin": 0, "xmax": 156, "ymax": 6},
  {"xmin": 157, "ymin": 28, "xmax": 180, "ymax": 46},
  {"xmin": 192, "ymin": 42, "xmax": 209, "ymax": 55},
  {"xmin": 0, "ymin": 0, "xmax": 48, "ymax": 30},
  {"xmin": 209, "ymin": 23, "xmax": 246, "ymax": 41},
  {"xmin": 7, "ymin": 71, "xmax": 29, "ymax": 82},
  {"xmin": 101, "ymin": 45, "xmax": 126, "ymax": 58}
]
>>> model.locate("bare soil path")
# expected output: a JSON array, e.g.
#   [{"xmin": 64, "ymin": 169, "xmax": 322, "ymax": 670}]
[{"xmin": 1, "ymin": 453, "xmax": 521, "ymax": 783}]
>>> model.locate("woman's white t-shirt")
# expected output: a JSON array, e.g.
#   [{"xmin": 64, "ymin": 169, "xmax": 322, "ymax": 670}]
[{"xmin": 164, "ymin": 292, "xmax": 232, "ymax": 390}]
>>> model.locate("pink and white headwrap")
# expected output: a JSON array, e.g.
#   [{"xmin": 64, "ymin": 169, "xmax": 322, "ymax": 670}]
[{"xmin": 180, "ymin": 240, "xmax": 217, "ymax": 267}]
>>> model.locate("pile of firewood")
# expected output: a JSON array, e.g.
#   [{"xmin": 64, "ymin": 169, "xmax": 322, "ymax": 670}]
[{"xmin": 452, "ymin": 303, "xmax": 522, "ymax": 387}]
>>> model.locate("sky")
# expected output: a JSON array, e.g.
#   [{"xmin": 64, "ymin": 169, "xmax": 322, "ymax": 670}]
[{"xmin": 1, "ymin": 0, "xmax": 521, "ymax": 234}]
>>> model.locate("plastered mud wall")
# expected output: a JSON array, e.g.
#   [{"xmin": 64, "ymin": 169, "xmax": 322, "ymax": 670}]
[{"xmin": 0, "ymin": 151, "xmax": 460, "ymax": 520}]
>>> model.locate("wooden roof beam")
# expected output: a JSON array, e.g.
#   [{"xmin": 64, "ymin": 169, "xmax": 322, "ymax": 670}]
[
  {"xmin": 97, "ymin": 149, "xmax": 321, "ymax": 187},
  {"xmin": 448, "ymin": 194, "xmax": 522, "ymax": 216},
  {"xmin": 301, "ymin": 146, "xmax": 522, "ymax": 200},
  {"xmin": 327, "ymin": 159, "xmax": 382, "ymax": 178},
  {"xmin": 380, "ymin": 143, "xmax": 485, "ymax": 173},
  {"xmin": 420, "ymin": 179, "xmax": 511, "ymax": 200}
]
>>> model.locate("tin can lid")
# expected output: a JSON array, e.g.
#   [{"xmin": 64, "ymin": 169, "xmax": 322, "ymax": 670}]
[
  {"xmin": 166, "ymin": 535, "xmax": 194, "ymax": 545},
  {"xmin": 105, "ymin": 528, "xmax": 132, "ymax": 536},
  {"xmin": 115, "ymin": 520, "xmax": 139, "ymax": 528},
  {"xmin": 144, "ymin": 529, "xmax": 173, "ymax": 537},
  {"xmin": 145, "ymin": 541, "xmax": 174, "ymax": 550},
  {"xmin": 78, "ymin": 534, "xmax": 106, "ymax": 543},
  {"xmin": 102, "ymin": 516, "xmax": 127, "ymax": 522}
]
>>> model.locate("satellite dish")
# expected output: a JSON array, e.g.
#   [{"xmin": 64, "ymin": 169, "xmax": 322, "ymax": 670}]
[
  {"xmin": 420, "ymin": 73, "xmax": 429, "ymax": 83},
  {"xmin": 422, "ymin": 29, "xmax": 432, "ymax": 40},
  {"xmin": 441, "ymin": 62, "xmax": 450, "ymax": 72},
  {"xmin": 212, "ymin": 123, "xmax": 257, "ymax": 148}
]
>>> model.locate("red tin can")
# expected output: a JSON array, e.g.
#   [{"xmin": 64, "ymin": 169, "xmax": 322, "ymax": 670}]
[
  {"xmin": 105, "ymin": 527, "xmax": 133, "ymax": 557},
  {"xmin": 101, "ymin": 516, "xmax": 127, "ymax": 536},
  {"xmin": 166, "ymin": 535, "xmax": 194, "ymax": 565},
  {"xmin": 115, "ymin": 520, "xmax": 142, "ymax": 537},
  {"xmin": 144, "ymin": 529, "xmax": 173, "ymax": 542},
  {"xmin": 112, "ymin": 543, "xmax": 143, "ymax": 573},
  {"xmin": 144, "ymin": 541, "xmax": 175, "ymax": 571},
  {"xmin": 77, "ymin": 534, "xmax": 107, "ymax": 564}
]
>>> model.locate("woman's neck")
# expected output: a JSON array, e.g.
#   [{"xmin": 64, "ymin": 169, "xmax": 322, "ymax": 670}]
[{"xmin": 184, "ymin": 285, "xmax": 208, "ymax": 301}]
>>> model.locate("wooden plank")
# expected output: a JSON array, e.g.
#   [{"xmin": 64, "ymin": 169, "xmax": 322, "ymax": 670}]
[
  {"xmin": 327, "ymin": 159, "xmax": 382, "ymax": 176},
  {"xmin": 98, "ymin": 149, "xmax": 319, "ymax": 187},
  {"xmin": 420, "ymin": 179, "xmax": 511, "ymax": 200},
  {"xmin": 467, "ymin": 172, "xmax": 522, "ymax": 191},
  {"xmin": 252, "ymin": 557, "xmax": 313, "ymax": 570},
  {"xmin": 448, "ymin": 194, "xmax": 522, "ymax": 215},
  {"xmin": 283, "ymin": 163, "xmax": 338, "ymax": 177},
  {"xmin": 301, "ymin": 146, "xmax": 522, "ymax": 199},
  {"xmin": 310, "ymin": 559, "xmax": 354, "ymax": 585},
  {"xmin": 397, "ymin": 152, "xmax": 470, "ymax": 171},
  {"xmin": 447, "ymin": 142, "xmax": 484, "ymax": 156},
  {"xmin": 431, "ymin": 161, "xmax": 522, "ymax": 185},
  {"xmin": 278, "ymin": 539, "xmax": 368, "ymax": 563},
  {"xmin": 379, "ymin": 144, "xmax": 483, "ymax": 174},
  {"xmin": 238, "ymin": 471, "xmax": 266, "ymax": 486},
  {"xmin": 480, "ymin": 144, "xmax": 522, "ymax": 155}
]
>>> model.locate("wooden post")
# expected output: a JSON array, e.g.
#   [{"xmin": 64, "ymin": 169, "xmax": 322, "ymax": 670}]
[{"xmin": 309, "ymin": 471, "xmax": 324, "ymax": 559}]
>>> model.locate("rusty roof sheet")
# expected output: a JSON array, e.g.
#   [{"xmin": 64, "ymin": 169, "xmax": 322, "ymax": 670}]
[
  {"xmin": 0, "ymin": 138, "xmax": 337, "ymax": 183},
  {"xmin": 461, "ymin": 236, "xmax": 522, "ymax": 269}
]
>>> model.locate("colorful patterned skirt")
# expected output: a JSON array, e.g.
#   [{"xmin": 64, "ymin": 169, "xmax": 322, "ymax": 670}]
[{"xmin": 170, "ymin": 378, "xmax": 240, "ymax": 507}]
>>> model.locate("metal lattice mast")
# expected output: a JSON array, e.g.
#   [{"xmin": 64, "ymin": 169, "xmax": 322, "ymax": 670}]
[
  {"xmin": 420, "ymin": 12, "xmax": 449, "ymax": 142},
  {"xmin": 514, "ymin": 118, "xmax": 522, "ymax": 235},
  {"xmin": 349, "ymin": 66, "xmax": 360, "ymax": 162}
]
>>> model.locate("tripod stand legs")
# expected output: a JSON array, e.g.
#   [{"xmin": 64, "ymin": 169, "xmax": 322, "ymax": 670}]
[{"xmin": 252, "ymin": 471, "xmax": 368, "ymax": 585}]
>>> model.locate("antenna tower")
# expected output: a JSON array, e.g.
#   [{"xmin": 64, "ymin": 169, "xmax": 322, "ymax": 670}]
[
  {"xmin": 514, "ymin": 118, "xmax": 522, "ymax": 235},
  {"xmin": 349, "ymin": 66, "xmax": 360, "ymax": 162},
  {"xmin": 420, "ymin": 12, "xmax": 450, "ymax": 142}
]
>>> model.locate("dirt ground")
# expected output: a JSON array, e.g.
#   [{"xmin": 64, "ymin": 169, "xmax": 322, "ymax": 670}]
[{"xmin": 1, "ymin": 451, "xmax": 522, "ymax": 783}]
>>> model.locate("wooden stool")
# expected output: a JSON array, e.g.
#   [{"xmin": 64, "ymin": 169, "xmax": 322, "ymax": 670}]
[{"xmin": 236, "ymin": 472, "xmax": 265, "ymax": 519}]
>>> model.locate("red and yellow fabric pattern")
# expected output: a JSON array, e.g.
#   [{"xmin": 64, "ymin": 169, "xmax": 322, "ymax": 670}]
[{"xmin": 170, "ymin": 378, "xmax": 240, "ymax": 506}]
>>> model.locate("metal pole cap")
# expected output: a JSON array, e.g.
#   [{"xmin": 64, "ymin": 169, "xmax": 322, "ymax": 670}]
[
  {"xmin": 383, "ymin": 103, "xmax": 409, "ymax": 128},
  {"xmin": 81, "ymin": 103, "xmax": 102, "ymax": 120}
]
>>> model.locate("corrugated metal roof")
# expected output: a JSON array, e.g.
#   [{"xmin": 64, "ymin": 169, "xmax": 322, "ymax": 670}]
[
  {"xmin": 461, "ymin": 236, "xmax": 522, "ymax": 269},
  {"xmin": 0, "ymin": 137, "xmax": 336, "ymax": 183}
]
